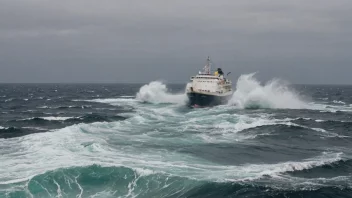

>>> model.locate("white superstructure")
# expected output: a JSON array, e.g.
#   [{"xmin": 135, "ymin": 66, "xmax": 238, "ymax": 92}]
[{"xmin": 186, "ymin": 57, "xmax": 233, "ymax": 97}]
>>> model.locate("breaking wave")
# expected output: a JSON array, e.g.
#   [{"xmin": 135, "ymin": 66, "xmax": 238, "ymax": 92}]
[
  {"xmin": 135, "ymin": 75, "xmax": 308, "ymax": 109},
  {"xmin": 229, "ymin": 73, "xmax": 307, "ymax": 109},
  {"xmin": 136, "ymin": 81, "xmax": 187, "ymax": 104},
  {"xmin": 0, "ymin": 152, "xmax": 347, "ymax": 198}
]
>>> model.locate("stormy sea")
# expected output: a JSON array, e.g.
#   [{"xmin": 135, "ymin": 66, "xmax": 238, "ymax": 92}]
[{"xmin": 1, "ymin": 74, "xmax": 352, "ymax": 198}]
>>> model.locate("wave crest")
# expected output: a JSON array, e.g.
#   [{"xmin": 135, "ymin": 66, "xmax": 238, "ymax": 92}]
[
  {"xmin": 136, "ymin": 81, "xmax": 187, "ymax": 104},
  {"xmin": 229, "ymin": 73, "xmax": 307, "ymax": 109}
]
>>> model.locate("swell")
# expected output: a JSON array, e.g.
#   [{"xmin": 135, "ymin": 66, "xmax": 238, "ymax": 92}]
[
  {"xmin": 294, "ymin": 117, "xmax": 352, "ymax": 127},
  {"xmin": 237, "ymin": 122, "xmax": 328, "ymax": 138},
  {"xmin": 182, "ymin": 183, "xmax": 352, "ymax": 198},
  {"xmin": 1, "ymin": 114, "xmax": 126, "ymax": 139},
  {"xmin": 1, "ymin": 164, "xmax": 351, "ymax": 198},
  {"xmin": 0, "ymin": 165, "xmax": 196, "ymax": 198},
  {"xmin": 7, "ymin": 114, "xmax": 126, "ymax": 125},
  {"xmin": 287, "ymin": 159, "xmax": 352, "ymax": 179},
  {"xmin": 0, "ymin": 127, "xmax": 44, "ymax": 139},
  {"xmin": 292, "ymin": 118, "xmax": 352, "ymax": 137},
  {"xmin": 233, "ymin": 116, "xmax": 352, "ymax": 138},
  {"xmin": 38, "ymin": 105, "xmax": 92, "ymax": 109}
]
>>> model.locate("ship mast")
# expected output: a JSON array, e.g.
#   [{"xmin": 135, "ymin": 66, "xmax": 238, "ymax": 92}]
[{"xmin": 204, "ymin": 56, "xmax": 211, "ymax": 75}]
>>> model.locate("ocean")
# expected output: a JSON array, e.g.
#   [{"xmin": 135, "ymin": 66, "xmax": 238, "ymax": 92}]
[{"xmin": 0, "ymin": 74, "xmax": 352, "ymax": 198}]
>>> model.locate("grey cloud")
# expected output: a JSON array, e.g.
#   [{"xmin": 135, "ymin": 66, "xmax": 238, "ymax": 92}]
[{"xmin": 0, "ymin": 0, "xmax": 351, "ymax": 84}]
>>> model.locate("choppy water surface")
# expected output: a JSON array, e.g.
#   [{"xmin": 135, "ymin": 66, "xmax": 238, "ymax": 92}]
[{"xmin": 1, "ymin": 74, "xmax": 352, "ymax": 198}]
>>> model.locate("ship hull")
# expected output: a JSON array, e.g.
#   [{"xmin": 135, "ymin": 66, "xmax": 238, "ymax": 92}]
[{"xmin": 187, "ymin": 92, "xmax": 232, "ymax": 107}]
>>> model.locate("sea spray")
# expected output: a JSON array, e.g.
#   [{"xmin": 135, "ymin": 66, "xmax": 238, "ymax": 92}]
[
  {"xmin": 136, "ymin": 81, "xmax": 188, "ymax": 104},
  {"xmin": 229, "ymin": 73, "xmax": 307, "ymax": 109}
]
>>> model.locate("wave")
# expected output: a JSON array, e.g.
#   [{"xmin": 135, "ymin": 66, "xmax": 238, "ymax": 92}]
[
  {"xmin": 0, "ymin": 127, "xmax": 43, "ymax": 139},
  {"xmin": 69, "ymin": 114, "xmax": 126, "ymax": 123},
  {"xmin": 0, "ymin": 110, "xmax": 348, "ymax": 196},
  {"xmin": 38, "ymin": 105, "xmax": 92, "ymax": 109},
  {"xmin": 4, "ymin": 98, "xmax": 14, "ymax": 102},
  {"xmin": 1, "ymin": 115, "xmax": 127, "ymax": 139},
  {"xmin": 76, "ymin": 98, "xmax": 137, "ymax": 110},
  {"xmin": 119, "ymin": 95, "xmax": 135, "ymax": 98},
  {"xmin": 294, "ymin": 117, "xmax": 352, "ymax": 124},
  {"xmin": 291, "ymin": 118, "xmax": 352, "ymax": 137},
  {"xmin": 8, "ymin": 115, "xmax": 126, "ymax": 125},
  {"xmin": 3, "ymin": 98, "xmax": 30, "ymax": 103},
  {"xmin": 86, "ymin": 98, "xmax": 135, "ymax": 104},
  {"xmin": 310, "ymin": 102, "xmax": 352, "ymax": 113},
  {"xmin": 0, "ymin": 165, "xmax": 195, "ymax": 198},
  {"xmin": 10, "ymin": 117, "xmax": 75, "ymax": 122},
  {"xmin": 288, "ymin": 159, "xmax": 352, "ymax": 179},
  {"xmin": 40, "ymin": 116, "xmax": 74, "ymax": 121},
  {"xmin": 0, "ymin": 152, "xmax": 346, "ymax": 198},
  {"xmin": 229, "ymin": 73, "xmax": 307, "ymax": 109},
  {"xmin": 183, "ymin": 112, "xmax": 333, "ymax": 143},
  {"xmin": 333, "ymin": 100, "xmax": 346, "ymax": 105},
  {"xmin": 136, "ymin": 81, "xmax": 187, "ymax": 104},
  {"xmin": 59, "ymin": 105, "xmax": 92, "ymax": 109},
  {"xmin": 236, "ymin": 118, "xmax": 351, "ymax": 139}
]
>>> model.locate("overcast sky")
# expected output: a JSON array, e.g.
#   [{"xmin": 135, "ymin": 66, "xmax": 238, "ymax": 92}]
[{"xmin": 1, "ymin": 0, "xmax": 351, "ymax": 84}]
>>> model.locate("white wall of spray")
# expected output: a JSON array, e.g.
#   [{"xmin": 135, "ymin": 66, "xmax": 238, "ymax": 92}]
[
  {"xmin": 136, "ymin": 74, "xmax": 307, "ymax": 109},
  {"xmin": 229, "ymin": 73, "xmax": 307, "ymax": 109},
  {"xmin": 136, "ymin": 81, "xmax": 188, "ymax": 104}
]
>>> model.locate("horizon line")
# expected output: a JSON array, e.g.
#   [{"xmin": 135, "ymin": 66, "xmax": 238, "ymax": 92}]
[{"xmin": 0, "ymin": 82, "xmax": 352, "ymax": 86}]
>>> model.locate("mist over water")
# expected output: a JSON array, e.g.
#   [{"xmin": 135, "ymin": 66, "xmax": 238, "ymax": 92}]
[{"xmin": 0, "ymin": 76, "xmax": 352, "ymax": 197}]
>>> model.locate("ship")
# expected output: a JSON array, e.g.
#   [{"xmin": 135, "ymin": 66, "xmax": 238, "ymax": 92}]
[{"xmin": 186, "ymin": 56, "xmax": 233, "ymax": 107}]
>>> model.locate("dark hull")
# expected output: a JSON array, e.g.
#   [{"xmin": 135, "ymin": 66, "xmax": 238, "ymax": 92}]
[{"xmin": 187, "ymin": 92, "xmax": 232, "ymax": 107}]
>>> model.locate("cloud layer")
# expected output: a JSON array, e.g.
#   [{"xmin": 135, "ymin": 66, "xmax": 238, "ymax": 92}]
[{"xmin": 1, "ymin": 0, "xmax": 351, "ymax": 83}]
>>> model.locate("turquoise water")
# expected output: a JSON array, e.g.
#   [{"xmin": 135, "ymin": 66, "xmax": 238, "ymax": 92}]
[{"xmin": 1, "ymin": 75, "xmax": 352, "ymax": 197}]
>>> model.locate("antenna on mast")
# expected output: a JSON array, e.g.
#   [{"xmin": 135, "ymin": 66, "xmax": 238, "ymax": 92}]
[{"xmin": 204, "ymin": 56, "xmax": 211, "ymax": 75}]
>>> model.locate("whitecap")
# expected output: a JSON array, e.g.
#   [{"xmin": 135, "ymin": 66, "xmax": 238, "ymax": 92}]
[
  {"xmin": 38, "ymin": 106, "xmax": 50, "ymax": 109},
  {"xmin": 17, "ymin": 117, "xmax": 75, "ymax": 121},
  {"xmin": 333, "ymin": 100, "xmax": 346, "ymax": 105},
  {"xmin": 39, "ymin": 117, "xmax": 75, "ymax": 121},
  {"xmin": 5, "ymin": 98, "xmax": 13, "ymax": 102}
]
